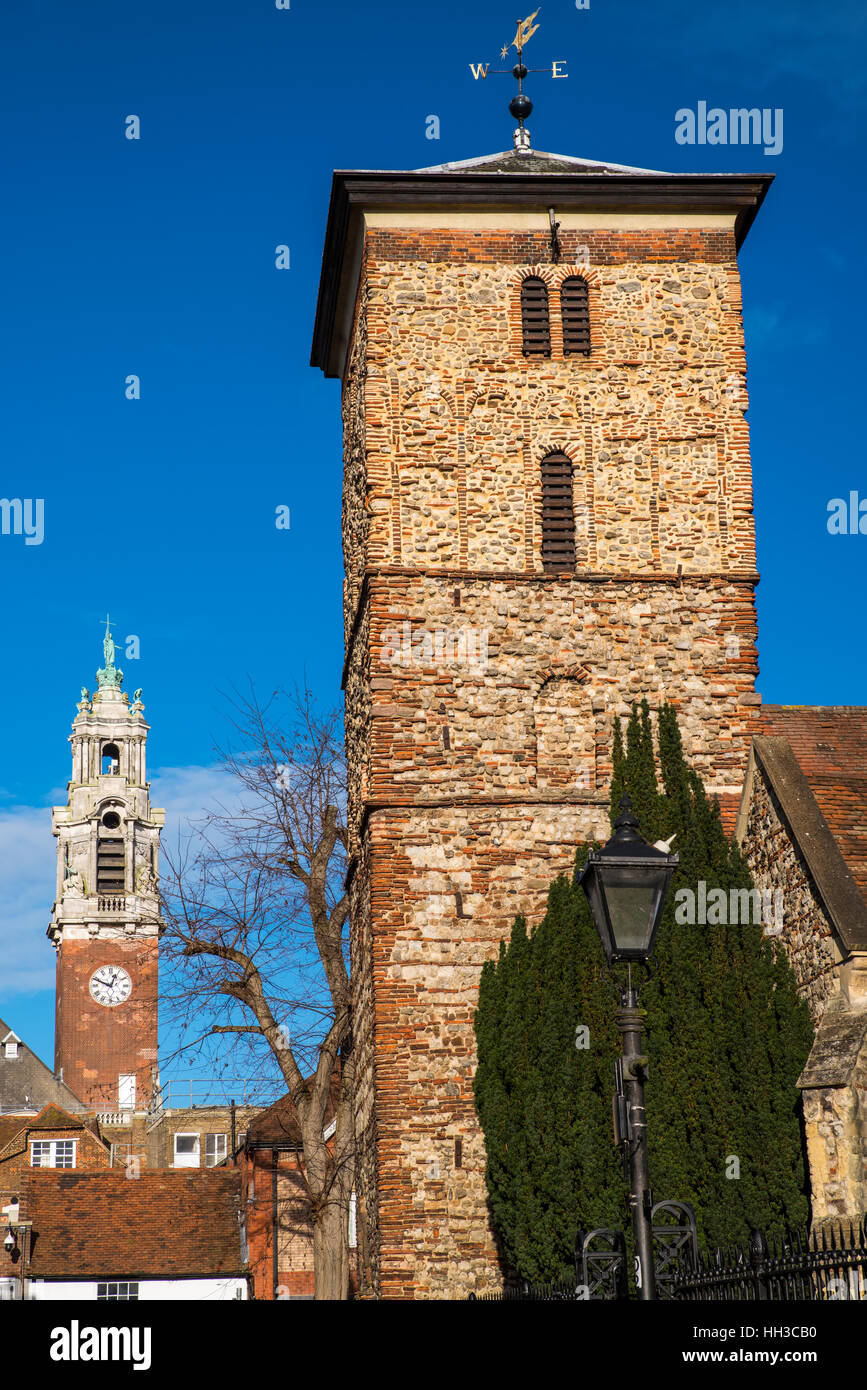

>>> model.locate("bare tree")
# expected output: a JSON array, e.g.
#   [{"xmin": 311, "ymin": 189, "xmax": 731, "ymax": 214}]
[{"xmin": 158, "ymin": 687, "xmax": 353, "ymax": 1300}]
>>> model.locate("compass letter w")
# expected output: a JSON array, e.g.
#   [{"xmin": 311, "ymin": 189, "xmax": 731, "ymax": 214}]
[{"xmin": 469, "ymin": 63, "xmax": 489, "ymax": 80}]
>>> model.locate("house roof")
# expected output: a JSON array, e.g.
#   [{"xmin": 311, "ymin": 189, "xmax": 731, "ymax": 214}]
[
  {"xmin": 246, "ymin": 1093, "xmax": 303, "ymax": 1149},
  {"xmin": 0, "ymin": 1016, "xmax": 87, "ymax": 1116},
  {"xmin": 24, "ymin": 1103, "xmax": 92, "ymax": 1133},
  {"xmin": 734, "ymin": 707, "xmax": 867, "ymax": 956},
  {"xmin": 414, "ymin": 149, "xmax": 669, "ymax": 175},
  {"xmin": 21, "ymin": 1170, "xmax": 245, "ymax": 1279},
  {"xmin": 0, "ymin": 1116, "xmax": 24, "ymax": 1154},
  {"xmin": 759, "ymin": 706, "xmax": 867, "ymax": 903},
  {"xmin": 245, "ymin": 1071, "xmax": 340, "ymax": 1150}
]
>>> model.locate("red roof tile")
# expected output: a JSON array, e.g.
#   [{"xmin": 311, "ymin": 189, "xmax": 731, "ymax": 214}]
[
  {"xmin": 0, "ymin": 1117, "xmax": 24, "ymax": 1154},
  {"xmin": 22, "ymin": 1169, "xmax": 245, "ymax": 1279},
  {"xmin": 760, "ymin": 706, "xmax": 867, "ymax": 901}
]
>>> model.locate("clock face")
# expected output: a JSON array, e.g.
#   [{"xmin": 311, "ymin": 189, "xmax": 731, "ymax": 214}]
[{"xmin": 89, "ymin": 965, "xmax": 132, "ymax": 1008}]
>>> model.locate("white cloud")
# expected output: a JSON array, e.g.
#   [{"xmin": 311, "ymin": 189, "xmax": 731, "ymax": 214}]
[{"xmin": 0, "ymin": 806, "xmax": 57, "ymax": 994}]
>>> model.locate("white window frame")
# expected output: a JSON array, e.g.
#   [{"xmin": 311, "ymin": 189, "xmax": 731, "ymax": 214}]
[
  {"xmin": 97, "ymin": 1281, "xmax": 139, "ymax": 1301},
  {"xmin": 30, "ymin": 1139, "xmax": 77, "ymax": 1169},
  {"xmin": 349, "ymin": 1191, "xmax": 358, "ymax": 1249},
  {"xmin": 4, "ymin": 1042, "xmax": 18, "ymax": 1059},
  {"xmin": 205, "ymin": 1133, "xmax": 227, "ymax": 1167},
  {"xmin": 173, "ymin": 1132, "xmax": 200, "ymax": 1169}
]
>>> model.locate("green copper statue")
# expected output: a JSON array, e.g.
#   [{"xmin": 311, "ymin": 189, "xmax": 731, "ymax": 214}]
[{"xmin": 96, "ymin": 614, "xmax": 123, "ymax": 690}]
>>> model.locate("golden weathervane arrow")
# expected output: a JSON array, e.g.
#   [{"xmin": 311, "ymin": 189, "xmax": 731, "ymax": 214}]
[{"xmin": 469, "ymin": 10, "xmax": 568, "ymax": 151}]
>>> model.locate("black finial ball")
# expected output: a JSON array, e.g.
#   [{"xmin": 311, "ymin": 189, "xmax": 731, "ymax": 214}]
[
  {"xmin": 509, "ymin": 93, "xmax": 533, "ymax": 122},
  {"xmin": 512, "ymin": 63, "xmax": 528, "ymax": 79}
]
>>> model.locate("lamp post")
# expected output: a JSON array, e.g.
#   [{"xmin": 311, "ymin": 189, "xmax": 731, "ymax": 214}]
[
  {"xmin": 578, "ymin": 795, "xmax": 678, "ymax": 1301},
  {"xmin": 3, "ymin": 1220, "xmax": 32, "ymax": 1302}
]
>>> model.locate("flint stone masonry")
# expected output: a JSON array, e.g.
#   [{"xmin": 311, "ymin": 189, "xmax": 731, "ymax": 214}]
[
  {"xmin": 331, "ymin": 207, "xmax": 763, "ymax": 1299},
  {"xmin": 740, "ymin": 761, "xmax": 839, "ymax": 1021},
  {"xmin": 798, "ymin": 1001, "xmax": 867, "ymax": 1223}
]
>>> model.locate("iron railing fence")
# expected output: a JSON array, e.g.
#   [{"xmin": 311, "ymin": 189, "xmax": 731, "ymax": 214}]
[
  {"xmin": 673, "ymin": 1223, "xmax": 867, "ymax": 1302},
  {"xmin": 469, "ymin": 1279, "xmax": 584, "ymax": 1301},
  {"xmin": 467, "ymin": 1219, "xmax": 867, "ymax": 1302},
  {"xmin": 147, "ymin": 1077, "xmax": 283, "ymax": 1113}
]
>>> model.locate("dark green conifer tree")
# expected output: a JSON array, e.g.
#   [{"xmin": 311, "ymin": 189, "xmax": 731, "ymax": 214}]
[{"xmin": 474, "ymin": 702, "xmax": 813, "ymax": 1280}]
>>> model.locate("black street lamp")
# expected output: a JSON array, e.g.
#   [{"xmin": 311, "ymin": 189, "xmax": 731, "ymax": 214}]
[{"xmin": 577, "ymin": 795, "xmax": 678, "ymax": 1301}]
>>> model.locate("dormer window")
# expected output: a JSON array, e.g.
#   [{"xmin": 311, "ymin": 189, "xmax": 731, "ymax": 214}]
[
  {"xmin": 4, "ymin": 1041, "xmax": 18, "ymax": 1059},
  {"xmin": 31, "ymin": 1139, "xmax": 76, "ymax": 1168},
  {"xmin": 521, "ymin": 276, "xmax": 551, "ymax": 356}
]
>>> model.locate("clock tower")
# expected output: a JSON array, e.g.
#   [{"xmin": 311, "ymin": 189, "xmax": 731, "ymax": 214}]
[{"xmin": 49, "ymin": 622, "xmax": 164, "ymax": 1112}]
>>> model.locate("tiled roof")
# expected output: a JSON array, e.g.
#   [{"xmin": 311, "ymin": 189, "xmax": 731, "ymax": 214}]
[
  {"xmin": 246, "ymin": 1093, "xmax": 303, "ymax": 1148},
  {"xmin": 22, "ymin": 1170, "xmax": 245, "ymax": 1279},
  {"xmin": 760, "ymin": 706, "xmax": 867, "ymax": 902},
  {"xmin": 0, "ymin": 1117, "xmax": 24, "ymax": 1154},
  {"xmin": 415, "ymin": 149, "xmax": 669, "ymax": 175},
  {"xmin": 25, "ymin": 1104, "xmax": 90, "ymax": 1132},
  {"xmin": 246, "ymin": 1071, "xmax": 340, "ymax": 1149}
]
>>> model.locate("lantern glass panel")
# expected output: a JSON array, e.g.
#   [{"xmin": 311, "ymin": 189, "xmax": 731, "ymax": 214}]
[{"xmin": 599, "ymin": 865, "xmax": 670, "ymax": 958}]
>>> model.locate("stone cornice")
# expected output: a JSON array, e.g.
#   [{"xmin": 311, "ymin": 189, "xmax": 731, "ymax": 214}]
[{"xmin": 311, "ymin": 169, "xmax": 773, "ymax": 377}]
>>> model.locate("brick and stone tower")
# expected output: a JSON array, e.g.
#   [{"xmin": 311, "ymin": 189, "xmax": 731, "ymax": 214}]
[
  {"xmin": 311, "ymin": 147, "xmax": 772, "ymax": 1298},
  {"xmin": 49, "ymin": 622, "xmax": 164, "ymax": 1112}
]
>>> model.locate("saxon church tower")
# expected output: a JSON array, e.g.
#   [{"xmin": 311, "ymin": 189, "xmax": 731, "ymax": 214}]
[
  {"xmin": 312, "ymin": 144, "xmax": 771, "ymax": 1297},
  {"xmin": 49, "ymin": 624, "xmax": 164, "ymax": 1111}
]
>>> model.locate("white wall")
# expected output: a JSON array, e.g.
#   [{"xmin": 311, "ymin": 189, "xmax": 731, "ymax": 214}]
[{"xmin": 27, "ymin": 1278, "xmax": 248, "ymax": 1301}]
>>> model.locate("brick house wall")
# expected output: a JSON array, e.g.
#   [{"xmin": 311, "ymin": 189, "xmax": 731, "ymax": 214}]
[
  {"xmin": 237, "ymin": 1147, "xmax": 316, "ymax": 1299},
  {"xmin": 146, "ymin": 1106, "xmax": 261, "ymax": 1170}
]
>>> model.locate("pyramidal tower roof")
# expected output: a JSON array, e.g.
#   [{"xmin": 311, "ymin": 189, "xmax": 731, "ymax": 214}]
[{"xmin": 414, "ymin": 148, "xmax": 670, "ymax": 176}]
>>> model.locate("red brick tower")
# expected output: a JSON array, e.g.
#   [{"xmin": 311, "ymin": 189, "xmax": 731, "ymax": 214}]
[
  {"xmin": 312, "ymin": 147, "xmax": 770, "ymax": 1297},
  {"xmin": 49, "ymin": 622, "xmax": 163, "ymax": 1112}
]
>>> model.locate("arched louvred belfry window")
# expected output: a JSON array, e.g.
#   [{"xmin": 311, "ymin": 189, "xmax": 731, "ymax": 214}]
[
  {"xmin": 521, "ymin": 276, "xmax": 551, "ymax": 356},
  {"xmin": 561, "ymin": 276, "xmax": 591, "ymax": 355},
  {"xmin": 541, "ymin": 452, "xmax": 576, "ymax": 572}
]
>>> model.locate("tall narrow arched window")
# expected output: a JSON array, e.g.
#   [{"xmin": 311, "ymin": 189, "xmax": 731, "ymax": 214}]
[
  {"xmin": 101, "ymin": 742, "xmax": 120, "ymax": 775},
  {"xmin": 541, "ymin": 452, "xmax": 576, "ymax": 572},
  {"xmin": 561, "ymin": 276, "xmax": 591, "ymax": 355},
  {"xmin": 521, "ymin": 276, "xmax": 551, "ymax": 356}
]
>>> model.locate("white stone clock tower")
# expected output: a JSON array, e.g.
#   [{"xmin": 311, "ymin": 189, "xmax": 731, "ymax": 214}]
[{"xmin": 48, "ymin": 621, "xmax": 164, "ymax": 1112}]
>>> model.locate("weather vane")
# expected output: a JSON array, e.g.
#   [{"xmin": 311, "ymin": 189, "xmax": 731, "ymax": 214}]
[{"xmin": 470, "ymin": 10, "xmax": 568, "ymax": 153}]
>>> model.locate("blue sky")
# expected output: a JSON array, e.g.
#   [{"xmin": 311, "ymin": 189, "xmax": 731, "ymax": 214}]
[{"xmin": 1, "ymin": 0, "xmax": 864, "ymax": 1067}]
